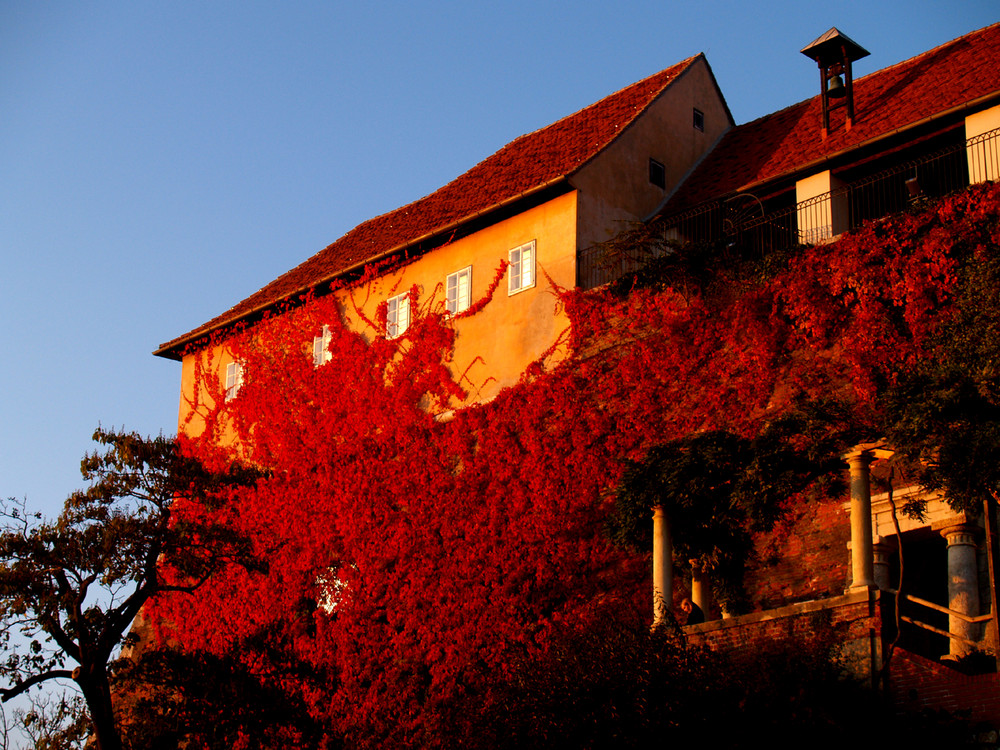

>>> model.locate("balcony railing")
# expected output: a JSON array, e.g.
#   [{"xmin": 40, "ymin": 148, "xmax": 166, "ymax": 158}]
[{"xmin": 578, "ymin": 126, "xmax": 1000, "ymax": 290}]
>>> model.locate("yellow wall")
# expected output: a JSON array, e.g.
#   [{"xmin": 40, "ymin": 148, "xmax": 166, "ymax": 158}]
[
  {"xmin": 176, "ymin": 342, "xmax": 237, "ymax": 440},
  {"xmin": 967, "ymin": 104, "xmax": 1000, "ymax": 183},
  {"xmin": 176, "ymin": 191, "xmax": 579, "ymax": 435},
  {"xmin": 339, "ymin": 190, "xmax": 578, "ymax": 403},
  {"xmin": 795, "ymin": 170, "xmax": 847, "ymax": 244}
]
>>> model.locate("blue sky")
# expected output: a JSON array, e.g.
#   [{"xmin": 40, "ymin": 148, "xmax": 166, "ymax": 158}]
[{"xmin": 2, "ymin": 1, "xmax": 997, "ymax": 520}]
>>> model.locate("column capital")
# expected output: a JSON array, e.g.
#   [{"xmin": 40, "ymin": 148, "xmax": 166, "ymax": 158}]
[
  {"xmin": 841, "ymin": 442, "xmax": 893, "ymax": 465},
  {"xmin": 941, "ymin": 523, "xmax": 982, "ymax": 547},
  {"xmin": 841, "ymin": 448, "xmax": 873, "ymax": 467},
  {"xmin": 872, "ymin": 538, "xmax": 895, "ymax": 555}
]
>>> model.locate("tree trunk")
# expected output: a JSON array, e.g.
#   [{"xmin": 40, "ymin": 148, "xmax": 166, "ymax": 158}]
[{"xmin": 77, "ymin": 665, "xmax": 122, "ymax": 750}]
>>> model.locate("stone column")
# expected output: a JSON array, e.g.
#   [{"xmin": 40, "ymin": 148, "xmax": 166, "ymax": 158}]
[
  {"xmin": 690, "ymin": 558, "xmax": 712, "ymax": 619},
  {"xmin": 652, "ymin": 505, "xmax": 672, "ymax": 627},
  {"xmin": 941, "ymin": 524, "xmax": 982, "ymax": 657},
  {"xmin": 872, "ymin": 536, "xmax": 894, "ymax": 592},
  {"xmin": 845, "ymin": 450, "xmax": 875, "ymax": 590}
]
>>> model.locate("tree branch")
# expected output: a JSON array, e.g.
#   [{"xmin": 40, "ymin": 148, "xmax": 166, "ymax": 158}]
[
  {"xmin": 1, "ymin": 670, "xmax": 75, "ymax": 703},
  {"xmin": 37, "ymin": 611, "xmax": 81, "ymax": 664}
]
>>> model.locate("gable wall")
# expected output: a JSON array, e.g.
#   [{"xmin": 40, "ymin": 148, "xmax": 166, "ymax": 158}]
[{"xmin": 571, "ymin": 57, "xmax": 731, "ymax": 252}]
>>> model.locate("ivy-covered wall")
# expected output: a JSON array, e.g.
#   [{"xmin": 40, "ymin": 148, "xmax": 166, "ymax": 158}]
[{"xmin": 149, "ymin": 183, "xmax": 1000, "ymax": 747}]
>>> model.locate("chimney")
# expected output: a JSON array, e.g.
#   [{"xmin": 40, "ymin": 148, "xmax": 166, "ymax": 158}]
[{"xmin": 801, "ymin": 28, "xmax": 870, "ymax": 138}]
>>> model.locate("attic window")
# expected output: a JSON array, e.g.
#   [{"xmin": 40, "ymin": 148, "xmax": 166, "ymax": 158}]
[
  {"xmin": 693, "ymin": 108, "xmax": 705, "ymax": 132},
  {"xmin": 649, "ymin": 158, "xmax": 666, "ymax": 189}
]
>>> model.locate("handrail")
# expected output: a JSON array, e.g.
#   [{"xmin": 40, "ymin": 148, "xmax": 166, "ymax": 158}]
[
  {"xmin": 898, "ymin": 592, "xmax": 992, "ymax": 650},
  {"xmin": 902, "ymin": 593, "xmax": 993, "ymax": 624},
  {"xmin": 900, "ymin": 615, "xmax": 981, "ymax": 649}
]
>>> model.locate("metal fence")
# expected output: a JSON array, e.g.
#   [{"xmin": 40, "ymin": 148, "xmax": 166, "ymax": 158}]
[{"xmin": 578, "ymin": 126, "xmax": 1000, "ymax": 290}]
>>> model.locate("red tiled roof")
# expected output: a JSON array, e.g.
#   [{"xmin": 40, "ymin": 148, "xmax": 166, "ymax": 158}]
[
  {"xmin": 666, "ymin": 23, "xmax": 1000, "ymax": 214},
  {"xmin": 157, "ymin": 56, "xmax": 701, "ymax": 358}
]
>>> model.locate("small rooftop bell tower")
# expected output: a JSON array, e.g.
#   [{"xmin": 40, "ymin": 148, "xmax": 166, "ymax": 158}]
[{"xmin": 801, "ymin": 28, "xmax": 870, "ymax": 138}]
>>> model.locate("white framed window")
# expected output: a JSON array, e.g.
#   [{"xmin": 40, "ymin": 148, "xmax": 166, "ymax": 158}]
[
  {"xmin": 225, "ymin": 361, "xmax": 244, "ymax": 400},
  {"xmin": 446, "ymin": 266, "xmax": 472, "ymax": 315},
  {"xmin": 313, "ymin": 325, "xmax": 332, "ymax": 367},
  {"xmin": 386, "ymin": 292, "xmax": 411, "ymax": 339},
  {"xmin": 508, "ymin": 240, "xmax": 536, "ymax": 295}
]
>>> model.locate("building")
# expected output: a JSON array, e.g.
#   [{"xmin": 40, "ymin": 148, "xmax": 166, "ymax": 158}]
[
  {"xmin": 156, "ymin": 21, "xmax": 1000, "ymax": 725},
  {"xmin": 154, "ymin": 52, "xmax": 732, "ymax": 427},
  {"xmin": 652, "ymin": 23, "xmax": 1000, "ymax": 726},
  {"xmin": 658, "ymin": 23, "xmax": 1000, "ymax": 268}
]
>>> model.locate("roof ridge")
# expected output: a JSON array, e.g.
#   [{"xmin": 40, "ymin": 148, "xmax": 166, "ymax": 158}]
[
  {"xmin": 511, "ymin": 54, "xmax": 704, "ymax": 143},
  {"xmin": 849, "ymin": 20, "xmax": 1000, "ymax": 90}
]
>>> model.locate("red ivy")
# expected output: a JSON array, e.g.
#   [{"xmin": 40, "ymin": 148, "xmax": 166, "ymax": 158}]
[{"xmin": 151, "ymin": 183, "xmax": 1000, "ymax": 748}]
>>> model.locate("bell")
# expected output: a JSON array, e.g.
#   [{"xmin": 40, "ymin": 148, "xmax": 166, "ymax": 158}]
[{"xmin": 827, "ymin": 74, "xmax": 846, "ymax": 98}]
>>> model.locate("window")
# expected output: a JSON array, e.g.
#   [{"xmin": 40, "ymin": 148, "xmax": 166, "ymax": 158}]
[
  {"xmin": 693, "ymin": 108, "xmax": 705, "ymax": 132},
  {"xmin": 225, "ymin": 361, "xmax": 243, "ymax": 400},
  {"xmin": 316, "ymin": 567, "xmax": 349, "ymax": 614},
  {"xmin": 446, "ymin": 266, "xmax": 472, "ymax": 315},
  {"xmin": 508, "ymin": 240, "xmax": 535, "ymax": 295},
  {"xmin": 313, "ymin": 325, "xmax": 332, "ymax": 367},
  {"xmin": 649, "ymin": 158, "xmax": 666, "ymax": 189},
  {"xmin": 386, "ymin": 292, "xmax": 410, "ymax": 339}
]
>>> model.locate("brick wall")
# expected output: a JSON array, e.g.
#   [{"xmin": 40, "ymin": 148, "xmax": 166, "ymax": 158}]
[
  {"xmin": 889, "ymin": 648, "xmax": 1000, "ymax": 726},
  {"xmin": 686, "ymin": 589, "xmax": 1000, "ymax": 731},
  {"xmin": 745, "ymin": 494, "xmax": 851, "ymax": 610},
  {"xmin": 685, "ymin": 589, "xmax": 881, "ymax": 681}
]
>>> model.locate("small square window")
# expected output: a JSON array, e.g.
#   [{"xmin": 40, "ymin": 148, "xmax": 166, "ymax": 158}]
[
  {"xmin": 313, "ymin": 325, "xmax": 332, "ymax": 367},
  {"xmin": 693, "ymin": 108, "xmax": 705, "ymax": 132},
  {"xmin": 446, "ymin": 266, "xmax": 472, "ymax": 315},
  {"xmin": 508, "ymin": 240, "xmax": 536, "ymax": 295},
  {"xmin": 649, "ymin": 158, "xmax": 666, "ymax": 189},
  {"xmin": 225, "ymin": 361, "xmax": 244, "ymax": 400},
  {"xmin": 386, "ymin": 292, "xmax": 411, "ymax": 339}
]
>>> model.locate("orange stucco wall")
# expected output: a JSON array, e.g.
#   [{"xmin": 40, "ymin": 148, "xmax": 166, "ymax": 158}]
[
  {"xmin": 176, "ymin": 342, "xmax": 236, "ymax": 440},
  {"xmin": 175, "ymin": 190, "xmax": 579, "ymax": 435},
  {"xmin": 341, "ymin": 189, "xmax": 578, "ymax": 402}
]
